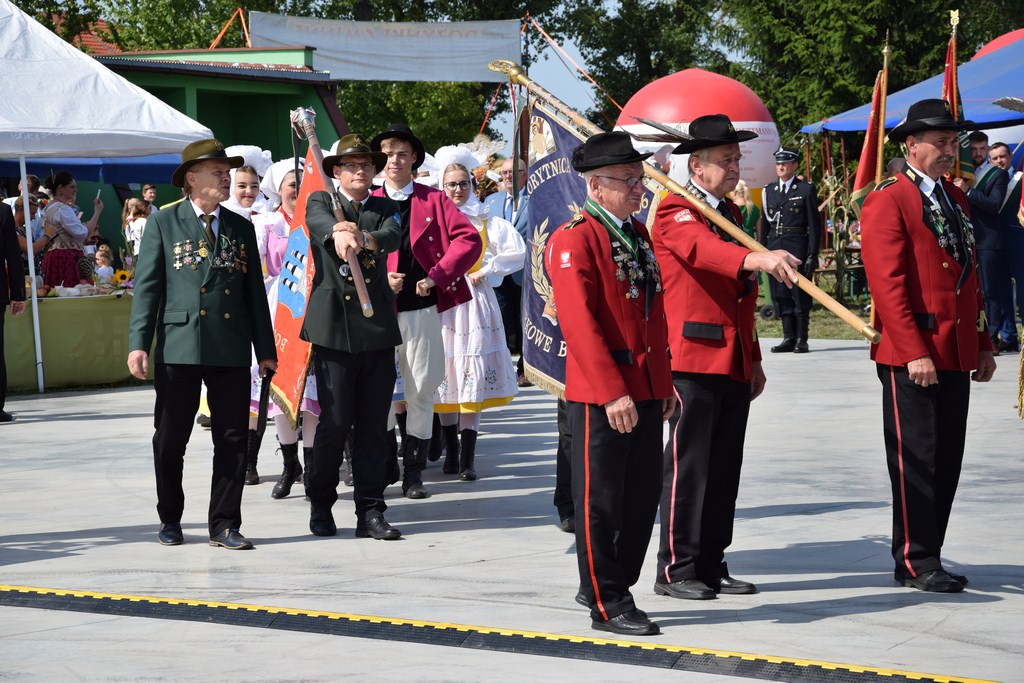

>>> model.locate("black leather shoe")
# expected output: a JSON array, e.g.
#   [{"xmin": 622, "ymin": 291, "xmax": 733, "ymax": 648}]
[
  {"xmin": 654, "ymin": 579, "xmax": 715, "ymax": 600},
  {"xmin": 157, "ymin": 523, "xmax": 183, "ymax": 546},
  {"xmin": 0, "ymin": 410, "xmax": 15, "ymax": 423},
  {"xmin": 709, "ymin": 575, "xmax": 758, "ymax": 594},
  {"xmin": 575, "ymin": 591, "xmax": 588, "ymax": 607},
  {"xmin": 947, "ymin": 571, "xmax": 969, "ymax": 586},
  {"xmin": 309, "ymin": 509, "xmax": 337, "ymax": 537},
  {"xmin": 901, "ymin": 569, "xmax": 964, "ymax": 593},
  {"xmin": 559, "ymin": 516, "xmax": 575, "ymax": 533},
  {"xmin": 209, "ymin": 528, "xmax": 253, "ymax": 550},
  {"xmin": 998, "ymin": 339, "xmax": 1020, "ymax": 353},
  {"xmin": 356, "ymin": 514, "xmax": 401, "ymax": 540},
  {"xmin": 592, "ymin": 609, "xmax": 659, "ymax": 636},
  {"xmin": 403, "ymin": 482, "xmax": 429, "ymax": 499},
  {"xmin": 195, "ymin": 414, "xmax": 211, "ymax": 428},
  {"xmin": 793, "ymin": 341, "xmax": 809, "ymax": 353}
]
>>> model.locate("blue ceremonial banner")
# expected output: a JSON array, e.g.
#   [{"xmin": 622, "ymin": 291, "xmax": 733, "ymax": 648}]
[{"xmin": 521, "ymin": 106, "xmax": 656, "ymax": 397}]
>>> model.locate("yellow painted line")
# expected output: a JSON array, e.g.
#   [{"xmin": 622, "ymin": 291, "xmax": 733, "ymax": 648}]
[{"xmin": 0, "ymin": 584, "xmax": 995, "ymax": 683}]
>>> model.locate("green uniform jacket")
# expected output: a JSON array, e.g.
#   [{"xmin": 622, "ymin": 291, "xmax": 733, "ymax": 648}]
[
  {"xmin": 128, "ymin": 200, "xmax": 276, "ymax": 367},
  {"xmin": 300, "ymin": 191, "xmax": 403, "ymax": 353}
]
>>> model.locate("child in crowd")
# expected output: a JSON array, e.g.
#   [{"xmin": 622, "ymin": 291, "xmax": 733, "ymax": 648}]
[{"xmin": 94, "ymin": 244, "xmax": 115, "ymax": 284}]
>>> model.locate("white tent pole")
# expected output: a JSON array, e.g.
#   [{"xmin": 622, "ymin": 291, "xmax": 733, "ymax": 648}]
[{"xmin": 19, "ymin": 156, "xmax": 45, "ymax": 392}]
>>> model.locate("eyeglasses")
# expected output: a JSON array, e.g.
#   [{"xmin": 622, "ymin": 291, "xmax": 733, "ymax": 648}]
[
  {"xmin": 338, "ymin": 162, "xmax": 377, "ymax": 173},
  {"xmin": 595, "ymin": 175, "xmax": 643, "ymax": 188},
  {"xmin": 443, "ymin": 181, "xmax": 471, "ymax": 190}
]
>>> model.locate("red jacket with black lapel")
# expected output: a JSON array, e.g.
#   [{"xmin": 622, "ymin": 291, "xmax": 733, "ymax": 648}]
[
  {"xmin": 653, "ymin": 193, "xmax": 761, "ymax": 381},
  {"xmin": 547, "ymin": 211, "xmax": 672, "ymax": 406},
  {"xmin": 861, "ymin": 173, "xmax": 992, "ymax": 371}
]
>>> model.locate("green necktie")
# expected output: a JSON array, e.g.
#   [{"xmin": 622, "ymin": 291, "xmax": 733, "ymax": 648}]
[{"xmin": 201, "ymin": 214, "xmax": 216, "ymax": 245}]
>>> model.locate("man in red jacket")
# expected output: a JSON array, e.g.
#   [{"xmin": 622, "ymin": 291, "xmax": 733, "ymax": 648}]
[
  {"xmin": 547, "ymin": 132, "xmax": 675, "ymax": 636},
  {"xmin": 370, "ymin": 124, "xmax": 482, "ymax": 499},
  {"xmin": 861, "ymin": 99, "xmax": 996, "ymax": 593},
  {"xmin": 651, "ymin": 114, "xmax": 801, "ymax": 600}
]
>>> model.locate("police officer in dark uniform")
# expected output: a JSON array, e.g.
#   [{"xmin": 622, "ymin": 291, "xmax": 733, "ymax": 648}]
[{"xmin": 761, "ymin": 146, "xmax": 822, "ymax": 353}]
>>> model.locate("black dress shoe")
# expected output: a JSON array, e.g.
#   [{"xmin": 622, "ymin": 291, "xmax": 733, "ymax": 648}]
[
  {"xmin": 0, "ymin": 410, "xmax": 14, "ymax": 423},
  {"xmin": 559, "ymin": 516, "xmax": 575, "ymax": 533},
  {"xmin": 771, "ymin": 339, "xmax": 796, "ymax": 353},
  {"xmin": 998, "ymin": 339, "xmax": 1020, "ymax": 353},
  {"xmin": 901, "ymin": 569, "xmax": 964, "ymax": 593},
  {"xmin": 209, "ymin": 528, "xmax": 253, "ymax": 550},
  {"xmin": 356, "ymin": 514, "xmax": 401, "ymax": 540},
  {"xmin": 158, "ymin": 523, "xmax": 183, "ymax": 546},
  {"xmin": 575, "ymin": 591, "xmax": 588, "ymax": 607},
  {"xmin": 309, "ymin": 508, "xmax": 337, "ymax": 537},
  {"xmin": 403, "ymin": 482, "xmax": 429, "ymax": 499},
  {"xmin": 654, "ymin": 579, "xmax": 715, "ymax": 600},
  {"xmin": 946, "ymin": 571, "xmax": 969, "ymax": 586},
  {"xmin": 709, "ymin": 575, "xmax": 758, "ymax": 594},
  {"xmin": 592, "ymin": 609, "xmax": 659, "ymax": 636}
]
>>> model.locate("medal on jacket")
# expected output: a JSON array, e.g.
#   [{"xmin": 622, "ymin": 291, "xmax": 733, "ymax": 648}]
[
  {"xmin": 585, "ymin": 198, "xmax": 661, "ymax": 302},
  {"xmin": 902, "ymin": 168, "xmax": 975, "ymax": 267}
]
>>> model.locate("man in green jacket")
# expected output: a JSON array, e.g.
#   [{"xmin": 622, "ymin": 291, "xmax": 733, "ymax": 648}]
[
  {"xmin": 302, "ymin": 134, "xmax": 404, "ymax": 540},
  {"xmin": 128, "ymin": 139, "xmax": 276, "ymax": 550}
]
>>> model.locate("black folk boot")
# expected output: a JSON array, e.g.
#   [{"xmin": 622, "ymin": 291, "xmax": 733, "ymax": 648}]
[
  {"xmin": 271, "ymin": 442, "xmax": 302, "ymax": 499},
  {"xmin": 428, "ymin": 413, "xmax": 443, "ymax": 462},
  {"xmin": 459, "ymin": 429, "xmax": 478, "ymax": 481},
  {"xmin": 771, "ymin": 315, "xmax": 797, "ymax": 353},
  {"xmin": 245, "ymin": 429, "xmax": 260, "ymax": 485},
  {"xmin": 441, "ymin": 424, "xmax": 460, "ymax": 474},
  {"xmin": 401, "ymin": 435, "xmax": 430, "ymax": 499},
  {"xmin": 794, "ymin": 314, "xmax": 810, "ymax": 353}
]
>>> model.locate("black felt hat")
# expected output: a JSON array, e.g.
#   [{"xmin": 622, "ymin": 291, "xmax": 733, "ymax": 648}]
[
  {"xmin": 371, "ymin": 124, "xmax": 426, "ymax": 171},
  {"xmin": 888, "ymin": 99, "xmax": 975, "ymax": 143},
  {"xmin": 671, "ymin": 114, "xmax": 757, "ymax": 154},
  {"xmin": 571, "ymin": 131, "xmax": 653, "ymax": 173}
]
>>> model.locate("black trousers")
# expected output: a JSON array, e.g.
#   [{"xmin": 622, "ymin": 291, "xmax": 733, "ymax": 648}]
[
  {"xmin": 877, "ymin": 364, "xmax": 970, "ymax": 578},
  {"xmin": 657, "ymin": 373, "xmax": 751, "ymax": 585},
  {"xmin": 494, "ymin": 276, "xmax": 522, "ymax": 355},
  {"xmin": 308, "ymin": 345, "xmax": 396, "ymax": 522},
  {"xmin": 568, "ymin": 399, "xmax": 663, "ymax": 621},
  {"xmin": 152, "ymin": 363, "xmax": 250, "ymax": 537},
  {"xmin": 552, "ymin": 398, "xmax": 573, "ymax": 520},
  {"xmin": 0, "ymin": 310, "xmax": 7, "ymax": 412}
]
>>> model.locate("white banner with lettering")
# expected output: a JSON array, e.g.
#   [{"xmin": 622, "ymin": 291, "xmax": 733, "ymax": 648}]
[{"xmin": 250, "ymin": 12, "xmax": 521, "ymax": 82}]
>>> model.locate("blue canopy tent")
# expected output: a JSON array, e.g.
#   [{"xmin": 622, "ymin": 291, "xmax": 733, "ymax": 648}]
[
  {"xmin": 0, "ymin": 154, "xmax": 181, "ymax": 184},
  {"xmin": 801, "ymin": 37, "xmax": 1024, "ymax": 134}
]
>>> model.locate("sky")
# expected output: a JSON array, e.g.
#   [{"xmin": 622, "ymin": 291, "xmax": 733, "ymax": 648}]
[{"xmin": 488, "ymin": 38, "xmax": 597, "ymax": 157}]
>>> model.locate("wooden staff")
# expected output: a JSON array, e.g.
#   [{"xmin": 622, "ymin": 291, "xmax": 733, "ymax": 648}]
[
  {"xmin": 488, "ymin": 60, "xmax": 881, "ymax": 344},
  {"xmin": 290, "ymin": 108, "xmax": 374, "ymax": 317}
]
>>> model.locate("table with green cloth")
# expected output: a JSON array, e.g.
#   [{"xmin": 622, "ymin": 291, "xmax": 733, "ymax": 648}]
[{"xmin": 5, "ymin": 294, "xmax": 135, "ymax": 391}]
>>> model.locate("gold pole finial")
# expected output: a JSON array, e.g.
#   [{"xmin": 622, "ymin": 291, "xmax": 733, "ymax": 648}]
[{"xmin": 950, "ymin": 9, "xmax": 959, "ymax": 28}]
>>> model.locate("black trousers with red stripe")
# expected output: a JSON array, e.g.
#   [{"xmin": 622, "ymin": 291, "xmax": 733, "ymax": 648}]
[
  {"xmin": 567, "ymin": 399, "xmax": 664, "ymax": 621},
  {"xmin": 656, "ymin": 373, "xmax": 750, "ymax": 586},
  {"xmin": 877, "ymin": 364, "xmax": 970, "ymax": 578}
]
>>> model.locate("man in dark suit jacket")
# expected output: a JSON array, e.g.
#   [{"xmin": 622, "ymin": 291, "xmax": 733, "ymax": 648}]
[
  {"xmin": 954, "ymin": 131, "xmax": 1012, "ymax": 351},
  {"xmin": 1, "ymin": 202, "xmax": 26, "ymax": 423},
  {"xmin": 128, "ymin": 139, "xmax": 276, "ymax": 550},
  {"xmin": 761, "ymin": 146, "xmax": 822, "ymax": 352},
  {"xmin": 301, "ymin": 134, "xmax": 404, "ymax": 540}
]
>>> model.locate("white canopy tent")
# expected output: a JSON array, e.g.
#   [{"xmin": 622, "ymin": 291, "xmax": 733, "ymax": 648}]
[{"xmin": 0, "ymin": 0, "xmax": 211, "ymax": 391}]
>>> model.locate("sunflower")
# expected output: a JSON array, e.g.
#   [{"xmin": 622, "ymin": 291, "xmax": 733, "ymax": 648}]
[{"xmin": 112, "ymin": 269, "xmax": 132, "ymax": 285}]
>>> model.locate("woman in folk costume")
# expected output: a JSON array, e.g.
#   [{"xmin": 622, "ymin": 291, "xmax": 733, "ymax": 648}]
[
  {"xmin": 221, "ymin": 145, "xmax": 274, "ymax": 220},
  {"xmin": 432, "ymin": 145, "xmax": 525, "ymax": 480},
  {"xmin": 243, "ymin": 158, "xmax": 321, "ymax": 498}
]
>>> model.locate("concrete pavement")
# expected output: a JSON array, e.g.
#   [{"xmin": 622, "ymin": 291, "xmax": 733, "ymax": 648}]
[{"xmin": 1, "ymin": 340, "xmax": 1021, "ymax": 682}]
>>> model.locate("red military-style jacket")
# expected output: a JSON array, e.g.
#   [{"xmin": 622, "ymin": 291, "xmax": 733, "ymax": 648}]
[
  {"xmin": 653, "ymin": 192, "xmax": 762, "ymax": 381},
  {"xmin": 547, "ymin": 210, "xmax": 672, "ymax": 406},
  {"xmin": 861, "ymin": 173, "xmax": 992, "ymax": 371}
]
